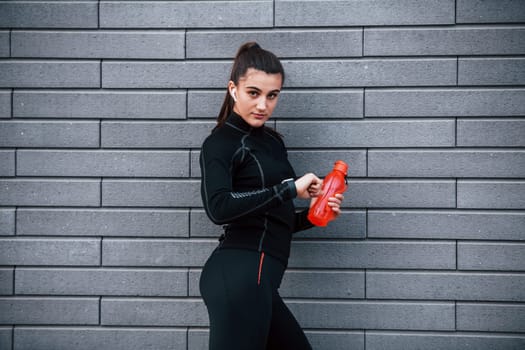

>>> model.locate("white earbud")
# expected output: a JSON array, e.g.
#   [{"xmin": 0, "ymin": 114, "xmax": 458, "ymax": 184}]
[{"xmin": 230, "ymin": 89, "xmax": 237, "ymax": 102}]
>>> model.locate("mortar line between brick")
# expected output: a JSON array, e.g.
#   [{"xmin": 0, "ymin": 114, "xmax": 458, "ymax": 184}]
[
  {"xmin": 456, "ymin": 56, "xmax": 459, "ymax": 86},
  {"xmin": 11, "ymin": 325, "xmax": 14, "ymax": 350},
  {"xmin": 13, "ymin": 206, "xmax": 17, "ymax": 236},
  {"xmin": 186, "ymin": 327, "xmax": 189, "ymax": 350},
  {"xmin": 456, "ymin": 239, "xmax": 459, "ymax": 271},
  {"xmin": 361, "ymin": 27, "xmax": 364, "ymax": 57},
  {"xmin": 10, "ymin": 87, "xmax": 13, "ymax": 121},
  {"xmin": 99, "ymin": 296, "xmax": 102, "ymax": 325},
  {"xmin": 98, "ymin": 0, "xmax": 101, "ymax": 29},
  {"xmin": 454, "ymin": 300, "xmax": 457, "ymax": 330},
  {"xmin": 273, "ymin": 0, "xmax": 276, "ymax": 27},
  {"xmin": 454, "ymin": 0, "xmax": 457, "ymax": 24},
  {"xmin": 455, "ymin": 118, "xmax": 458, "ymax": 147},
  {"xmin": 12, "ymin": 265, "xmax": 15, "ymax": 295},
  {"xmin": 184, "ymin": 29, "xmax": 187, "ymax": 59}
]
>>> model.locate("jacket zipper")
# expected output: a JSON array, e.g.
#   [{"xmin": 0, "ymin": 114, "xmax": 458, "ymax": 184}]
[{"xmin": 257, "ymin": 252, "xmax": 265, "ymax": 285}]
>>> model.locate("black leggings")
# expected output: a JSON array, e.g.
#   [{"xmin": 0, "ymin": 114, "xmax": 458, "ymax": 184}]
[{"xmin": 199, "ymin": 248, "xmax": 312, "ymax": 350}]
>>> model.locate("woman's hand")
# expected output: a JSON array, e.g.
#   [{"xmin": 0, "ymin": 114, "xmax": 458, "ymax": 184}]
[
  {"xmin": 294, "ymin": 173, "xmax": 322, "ymax": 199},
  {"xmin": 326, "ymin": 193, "xmax": 344, "ymax": 215},
  {"xmin": 309, "ymin": 193, "xmax": 345, "ymax": 217}
]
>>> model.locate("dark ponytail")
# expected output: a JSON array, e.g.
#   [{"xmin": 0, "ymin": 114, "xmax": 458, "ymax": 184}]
[{"xmin": 214, "ymin": 42, "xmax": 285, "ymax": 131}]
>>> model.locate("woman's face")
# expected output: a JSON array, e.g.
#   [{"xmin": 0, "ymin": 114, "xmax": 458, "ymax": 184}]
[{"xmin": 229, "ymin": 68, "xmax": 283, "ymax": 128}]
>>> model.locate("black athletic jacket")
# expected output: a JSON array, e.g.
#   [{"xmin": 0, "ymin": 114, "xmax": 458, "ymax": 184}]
[{"xmin": 200, "ymin": 112, "xmax": 313, "ymax": 264}]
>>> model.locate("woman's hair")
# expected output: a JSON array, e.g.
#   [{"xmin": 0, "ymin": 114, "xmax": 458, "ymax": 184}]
[{"xmin": 214, "ymin": 42, "xmax": 285, "ymax": 130}]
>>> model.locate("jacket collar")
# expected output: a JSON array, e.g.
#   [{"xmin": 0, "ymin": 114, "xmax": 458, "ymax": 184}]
[{"xmin": 225, "ymin": 112, "xmax": 264, "ymax": 135}]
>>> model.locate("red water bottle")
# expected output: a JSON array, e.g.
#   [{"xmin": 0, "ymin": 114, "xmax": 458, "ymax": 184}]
[{"xmin": 307, "ymin": 160, "xmax": 348, "ymax": 227}]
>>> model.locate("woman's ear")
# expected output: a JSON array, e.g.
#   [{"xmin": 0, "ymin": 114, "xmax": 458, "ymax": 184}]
[{"xmin": 228, "ymin": 81, "xmax": 237, "ymax": 102}]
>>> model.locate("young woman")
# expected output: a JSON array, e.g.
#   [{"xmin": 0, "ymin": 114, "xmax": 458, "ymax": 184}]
[{"xmin": 199, "ymin": 42, "xmax": 344, "ymax": 350}]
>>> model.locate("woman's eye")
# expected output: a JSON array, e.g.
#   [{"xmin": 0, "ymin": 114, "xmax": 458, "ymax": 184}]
[
  {"xmin": 268, "ymin": 93, "xmax": 278, "ymax": 100},
  {"xmin": 248, "ymin": 91, "xmax": 258, "ymax": 97}
]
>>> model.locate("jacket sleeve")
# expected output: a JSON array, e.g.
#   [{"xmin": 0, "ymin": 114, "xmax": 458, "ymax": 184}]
[
  {"xmin": 293, "ymin": 208, "xmax": 314, "ymax": 233},
  {"xmin": 200, "ymin": 139, "xmax": 297, "ymax": 225}
]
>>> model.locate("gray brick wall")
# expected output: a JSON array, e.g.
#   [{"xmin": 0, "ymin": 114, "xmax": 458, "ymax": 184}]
[{"xmin": 0, "ymin": 0, "xmax": 524, "ymax": 349}]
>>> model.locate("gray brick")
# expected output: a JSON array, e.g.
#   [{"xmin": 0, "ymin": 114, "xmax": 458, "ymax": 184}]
[
  {"xmin": 0, "ymin": 1, "xmax": 98, "ymax": 28},
  {"xmin": 0, "ymin": 268, "xmax": 13, "ymax": 295},
  {"xmin": 281, "ymin": 270, "xmax": 365, "ymax": 299},
  {"xmin": 369, "ymin": 210, "xmax": 525, "ymax": 240},
  {"xmin": 187, "ymin": 91, "xmax": 227, "ymax": 119},
  {"xmin": 17, "ymin": 208, "xmax": 189, "ymax": 237},
  {"xmin": 188, "ymin": 329, "xmax": 209, "ymax": 350},
  {"xmin": 17, "ymin": 150, "xmax": 190, "ymax": 177},
  {"xmin": 458, "ymin": 242, "xmax": 525, "ymax": 271},
  {"xmin": 0, "ymin": 209, "xmax": 15, "ymax": 235},
  {"xmin": 0, "ymin": 150, "xmax": 14, "ymax": 176},
  {"xmin": 278, "ymin": 89, "xmax": 364, "ymax": 118},
  {"xmin": 366, "ymin": 332, "xmax": 525, "ymax": 350},
  {"xmin": 12, "ymin": 30, "xmax": 185, "ymax": 59},
  {"xmin": 288, "ymin": 241, "xmax": 456, "ymax": 269},
  {"xmin": 288, "ymin": 150, "xmax": 366, "ymax": 177},
  {"xmin": 189, "ymin": 269, "xmax": 365, "ymax": 299},
  {"xmin": 457, "ymin": 0, "xmax": 525, "ymax": 23},
  {"xmin": 101, "ymin": 298, "xmax": 208, "ymax": 326},
  {"xmin": 457, "ymin": 119, "xmax": 525, "ymax": 147},
  {"xmin": 341, "ymin": 179, "xmax": 456, "ymax": 208},
  {"xmin": 0, "ymin": 120, "xmax": 99, "ymax": 148},
  {"xmin": 275, "ymin": 0, "xmax": 454, "ymax": 26},
  {"xmin": 366, "ymin": 88, "xmax": 525, "ymax": 117},
  {"xmin": 188, "ymin": 89, "xmax": 364, "ymax": 119},
  {"xmin": 457, "ymin": 303, "xmax": 525, "ymax": 332},
  {"xmin": 0, "ymin": 60, "xmax": 100, "ymax": 88},
  {"xmin": 283, "ymin": 59, "xmax": 456, "ymax": 87},
  {"xmin": 101, "ymin": 121, "xmax": 213, "ymax": 148},
  {"xmin": 0, "ymin": 31, "xmax": 8, "ymax": 57},
  {"xmin": 459, "ymin": 57, "xmax": 525, "ymax": 85},
  {"xmin": 15, "ymin": 327, "xmax": 186, "ymax": 350},
  {"xmin": 457, "ymin": 180, "xmax": 525, "ymax": 209},
  {"xmin": 0, "ymin": 297, "xmax": 98, "ymax": 325},
  {"xmin": 369, "ymin": 150, "xmax": 525, "ymax": 178},
  {"xmin": 102, "ymin": 180, "xmax": 200, "ymax": 207},
  {"xmin": 367, "ymin": 272, "xmax": 525, "ymax": 301},
  {"xmin": 0, "ymin": 238, "xmax": 100, "ymax": 266},
  {"xmin": 365, "ymin": 26, "xmax": 525, "ymax": 56},
  {"xmin": 190, "ymin": 210, "xmax": 222, "ymax": 238},
  {"xmin": 277, "ymin": 120, "xmax": 455, "ymax": 148},
  {"xmin": 13, "ymin": 90, "xmax": 186, "ymax": 119},
  {"xmin": 187, "ymin": 29, "xmax": 363, "ymax": 58},
  {"xmin": 0, "ymin": 327, "xmax": 11, "ymax": 350},
  {"xmin": 190, "ymin": 150, "xmax": 201, "ymax": 178},
  {"xmin": 287, "ymin": 300, "xmax": 455, "ymax": 330},
  {"xmin": 307, "ymin": 331, "xmax": 365, "ymax": 350},
  {"xmin": 103, "ymin": 61, "xmax": 230, "ymax": 88},
  {"xmin": 102, "ymin": 239, "xmax": 216, "ymax": 267},
  {"xmin": 0, "ymin": 179, "xmax": 100, "ymax": 206},
  {"xmin": 16, "ymin": 268, "xmax": 187, "ymax": 296},
  {"xmin": 0, "ymin": 89, "xmax": 10, "ymax": 118},
  {"xmin": 100, "ymin": 0, "xmax": 273, "ymax": 28}
]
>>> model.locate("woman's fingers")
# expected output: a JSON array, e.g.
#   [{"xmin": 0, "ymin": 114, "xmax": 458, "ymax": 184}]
[{"xmin": 327, "ymin": 194, "xmax": 345, "ymax": 213}]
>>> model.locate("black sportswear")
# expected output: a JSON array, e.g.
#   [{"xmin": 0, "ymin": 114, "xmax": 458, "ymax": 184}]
[
  {"xmin": 200, "ymin": 248, "xmax": 312, "ymax": 350},
  {"xmin": 199, "ymin": 112, "xmax": 314, "ymax": 264}
]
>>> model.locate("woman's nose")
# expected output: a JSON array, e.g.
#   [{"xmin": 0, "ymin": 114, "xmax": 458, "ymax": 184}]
[{"xmin": 256, "ymin": 98, "xmax": 267, "ymax": 110}]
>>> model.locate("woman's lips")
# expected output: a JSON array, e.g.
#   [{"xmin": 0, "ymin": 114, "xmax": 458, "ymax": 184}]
[{"xmin": 252, "ymin": 113, "xmax": 266, "ymax": 119}]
